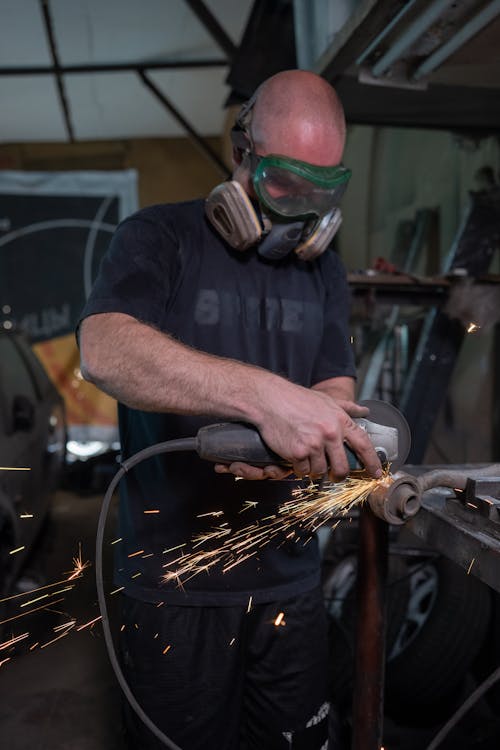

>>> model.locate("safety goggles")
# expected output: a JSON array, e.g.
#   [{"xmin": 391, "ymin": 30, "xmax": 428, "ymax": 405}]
[{"xmin": 249, "ymin": 153, "xmax": 351, "ymax": 220}]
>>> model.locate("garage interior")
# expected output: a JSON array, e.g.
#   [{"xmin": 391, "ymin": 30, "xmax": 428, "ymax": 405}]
[{"xmin": 1, "ymin": 1, "xmax": 500, "ymax": 748}]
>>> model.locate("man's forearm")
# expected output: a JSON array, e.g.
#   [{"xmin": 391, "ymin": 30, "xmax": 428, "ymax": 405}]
[
  {"xmin": 79, "ymin": 312, "xmax": 382, "ymax": 479},
  {"xmin": 312, "ymin": 376, "xmax": 355, "ymax": 402},
  {"xmin": 79, "ymin": 312, "xmax": 276, "ymax": 423}
]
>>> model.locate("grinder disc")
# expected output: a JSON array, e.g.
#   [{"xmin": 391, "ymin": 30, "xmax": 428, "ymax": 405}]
[{"xmin": 359, "ymin": 399, "xmax": 411, "ymax": 472}]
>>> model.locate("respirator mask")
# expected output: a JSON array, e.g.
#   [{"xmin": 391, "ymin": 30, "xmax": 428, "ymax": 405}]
[{"xmin": 205, "ymin": 96, "xmax": 351, "ymax": 261}]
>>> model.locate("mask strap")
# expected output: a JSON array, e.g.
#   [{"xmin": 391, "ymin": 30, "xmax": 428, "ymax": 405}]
[{"xmin": 230, "ymin": 90, "xmax": 258, "ymax": 153}]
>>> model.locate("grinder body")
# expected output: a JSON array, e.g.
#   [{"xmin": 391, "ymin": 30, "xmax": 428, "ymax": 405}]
[{"xmin": 196, "ymin": 400, "xmax": 410, "ymax": 473}]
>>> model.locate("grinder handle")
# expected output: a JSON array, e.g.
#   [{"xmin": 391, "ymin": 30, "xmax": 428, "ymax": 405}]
[
  {"xmin": 196, "ymin": 422, "xmax": 363, "ymax": 470},
  {"xmin": 197, "ymin": 422, "xmax": 287, "ymax": 467}
]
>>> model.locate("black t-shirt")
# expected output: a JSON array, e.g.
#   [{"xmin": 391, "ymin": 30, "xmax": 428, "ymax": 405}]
[{"xmin": 80, "ymin": 199, "xmax": 356, "ymax": 605}]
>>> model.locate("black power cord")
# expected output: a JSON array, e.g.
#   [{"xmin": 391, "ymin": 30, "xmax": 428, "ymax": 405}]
[
  {"xmin": 96, "ymin": 438, "xmax": 197, "ymax": 750},
  {"xmin": 425, "ymin": 664, "xmax": 500, "ymax": 750}
]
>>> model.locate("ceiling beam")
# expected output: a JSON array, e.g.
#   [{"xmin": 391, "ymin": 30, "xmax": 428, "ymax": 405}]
[
  {"xmin": 39, "ymin": 0, "xmax": 75, "ymax": 142},
  {"xmin": 184, "ymin": 0, "xmax": 237, "ymax": 60},
  {"xmin": 0, "ymin": 59, "xmax": 228, "ymax": 76},
  {"xmin": 137, "ymin": 70, "xmax": 230, "ymax": 177},
  {"xmin": 316, "ymin": 0, "xmax": 408, "ymax": 81},
  {"xmin": 337, "ymin": 77, "xmax": 500, "ymax": 132}
]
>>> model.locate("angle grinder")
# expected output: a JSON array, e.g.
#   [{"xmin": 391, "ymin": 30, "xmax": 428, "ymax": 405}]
[{"xmin": 196, "ymin": 399, "xmax": 411, "ymax": 474}]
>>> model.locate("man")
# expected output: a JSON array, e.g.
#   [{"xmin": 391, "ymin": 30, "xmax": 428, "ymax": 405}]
[{"xmin": 79, "ymin": 69, "xmax": 382, "ymax": 750}]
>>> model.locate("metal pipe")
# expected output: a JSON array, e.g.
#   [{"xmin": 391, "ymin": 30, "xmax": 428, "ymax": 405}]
[
  {"xmin": 356, "ymin": 0, "xmax": 420, "ymax": 65},
  {"xmin": 370, "ymin": 464, "xmax": 500, "ymax": 519},
  {"xmin": 417, "ymin": 463, "xmax": 500, "ymax": 493},
  {"xmin": 184, "ymin": 0, "xmax": 236, "ymax": 60},
  {"xmin": 371, "ymin": 0, "xmax": 453, "ymax": 77},
  {"xmin": 39, "ymin": 0, "xmax": 75, "ymax": 142},
  {"xmin": 137, "ymin": 70, "xmax": 230, "ymax": 178},
  {"xmin": 352, "ymin": 504, "xmax": 389, "ymax": 750},
  {"xmin": 412, "ymin": 0, "xmax": 500, "ymax": 80},
  {"xmin": 0, "ymin": 59, "xmax": 228, "ymax": 76}
]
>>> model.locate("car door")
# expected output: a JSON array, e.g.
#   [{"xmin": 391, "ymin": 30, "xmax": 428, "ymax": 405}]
[{"xmin": 0, "ymin": 331, "xmax": 42, "ymax": 554}]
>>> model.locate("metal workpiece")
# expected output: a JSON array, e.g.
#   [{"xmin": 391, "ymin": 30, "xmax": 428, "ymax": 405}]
[
  {"xmin": 399, "ymin": 463, "xmax": 500, "ymax": 593},
  {"xmin": 367, "ymin": 463, "xmax": 500, "ymax": 525},
  {"xmin": 368, "ymin": 473, "xmax": 421, "ymax": 525},
  {"xmin": 417, "ymin": 463, "xmax": 500, "ymax": 493}
]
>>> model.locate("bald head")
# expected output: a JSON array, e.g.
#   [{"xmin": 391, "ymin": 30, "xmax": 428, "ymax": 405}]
[{"xmin": 250, "ymin": 70, "xmax": 346, "ymax": 166}]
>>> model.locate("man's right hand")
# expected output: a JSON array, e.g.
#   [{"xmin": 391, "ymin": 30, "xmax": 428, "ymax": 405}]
[{"xmin": 217, "ymin": 379, "xmax": 382, "ymax": 482}]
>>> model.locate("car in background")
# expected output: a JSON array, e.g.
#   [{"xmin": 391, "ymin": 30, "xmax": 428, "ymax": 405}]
[{"xmin": 0, "ymin": 328, "xmax": 66, "ymax": 594}]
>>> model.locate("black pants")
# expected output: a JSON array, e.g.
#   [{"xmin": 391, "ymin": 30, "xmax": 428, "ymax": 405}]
[{"xmin": 120, "ymin": 587, "xmax": 331, "ymax": 750}]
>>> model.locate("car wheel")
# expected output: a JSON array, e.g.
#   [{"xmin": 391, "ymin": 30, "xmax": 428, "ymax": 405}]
[{"xmin": 385, "ymin": 557, "xmax": 492, "ymax": 719}]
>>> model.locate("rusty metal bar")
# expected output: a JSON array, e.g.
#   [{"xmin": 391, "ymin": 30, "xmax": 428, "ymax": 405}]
[
  {"xmin": 184, "ymin": 0, "xmax": 236, "ymax": 59},
  {"xmin": 39, "ymin": 0, "xmax": 75, "ymax": 142},
  {"xmin": 352, "ymin": 504, "xmax": 389, "ymax": 750},
  {"xmin": 137, "ymin": 70, "xmax": 230, "ymax": 178}
]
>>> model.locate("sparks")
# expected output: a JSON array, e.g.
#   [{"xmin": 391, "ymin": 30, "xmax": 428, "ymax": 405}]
[
  {"xmin": 274, "ymin": 612, "xmax": 285, "ymax": 627},
  {"xmin": 51, "ymin": 586, "xmax": 75, "ymax": 598},
  {"xmin": 0, "ymin": 577, "xmax": 71, "ymax": 605},
  {"xmin": 9, "ymin": 546, "xmax": 25, "ymax": 555},
  {"xmin": 66, "ymin": 544, "xmax": 91, "ymax": 580},
  {"xmin": 163, "ymin": 474, "xmax": 388, "ymax": 588},
  {"xmin": 163, "ymin": 644, "xmax": 172, "ymax": 655},
  {"xmin": 239, "ymin": 501, "xmax": 259, "ymax": 513},
  {"xmin": 162, "ymin": 544, "xmax": 186, "ymax": 554},
  {"xmin": 40, "ymin": 630, "xmax": 72, "ymax": 649},
  {"xmin": 467, "ymin": 557, "xmax": 475, "ymax": 575},
  {"xmin": 76, "ymin": 615, "xmax": 102, "ymax": 632},
  {"xmin": 20, "ymin": 593, "xmax": 50, "ymax": 608},
  {"xmin": 53, "ymin": 620, "xmax": 76, "ymax": 633},
  {"xmin": 0, "ymin": 467, "xmax": 30, "ymax": 471},
  {"xmin": 0, "ymin": 632, "xmax": 29, "ymax": 650},
  {"xmin": 467, "ymin": 322, "xmax": 480, "ymax": 333},
  {"xmin": 0, "ymin": 598, "xmax": 65, "ymax": 627},
  {"xmin": 144, "ymin": 510, "xmax": 160, "ymax": 514}
]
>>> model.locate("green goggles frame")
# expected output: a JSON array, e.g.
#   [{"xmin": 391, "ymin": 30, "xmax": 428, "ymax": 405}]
[
  {"xmin": 253, "ymin": 154, "xmax": 351, "ymax": 190},
  {"xmin": 248, "ymin": 152, "xmax": 351, "ymax": 219}
]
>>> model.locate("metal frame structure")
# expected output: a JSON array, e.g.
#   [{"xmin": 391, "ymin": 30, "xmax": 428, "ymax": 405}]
[
  {"xmin": 316, "ymin": 0, "xmax": 500, "ymax": 131},
  {"xmin": 2, "ymin": 0, "xmax": 233, "ymax": 175}
]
